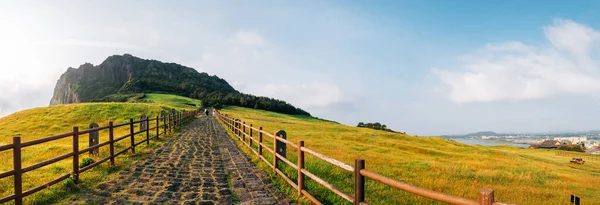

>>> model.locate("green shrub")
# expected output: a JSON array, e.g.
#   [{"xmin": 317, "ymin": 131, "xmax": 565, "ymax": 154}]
[
  {"xmin": 558, "ymin": 145, "xmax": 586, "ymax": 152},
  {"xmin": 79, "ymin": 158, "xmax": 95, "ymax": 168},
  {"xmin": 61, "ymin": 177, "xmax": 78, "ymax": 192}
]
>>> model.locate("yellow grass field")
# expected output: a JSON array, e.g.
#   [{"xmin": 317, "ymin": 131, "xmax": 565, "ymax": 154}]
[
  {"xmin": 218, "ymin": 106, "xmax": 600, "ymax": 205},
  {"xmin": 0, "ymin": 93, "xmax": 199, "ymax": 204},
  {"xmin": 0, "ymin": 92, "xmax": 597, "ymax": 205}
]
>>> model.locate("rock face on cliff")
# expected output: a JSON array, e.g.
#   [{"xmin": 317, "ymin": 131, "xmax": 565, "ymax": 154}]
[
  {"xmin": 49, "ymin": 54, "xmax": 237, "ymax": 105},
  {"xmin": 50, "ymin": 54, "xmax": 310, "ymax": 116}
]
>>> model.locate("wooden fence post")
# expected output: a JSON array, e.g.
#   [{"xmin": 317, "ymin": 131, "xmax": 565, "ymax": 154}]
[
  {"xmin": 298, "ymin": 141, "xmax": 305, "ymax": 196},
  {"xmin": 354, "ymin": 159, "xmax": 365, "ymax": 205},
  {"xmin": 234, "ymin": 119, "xmax": 237, "ymax": 137},
  {"xmin": 163, "ymin": 115, "xmax": 166, "ymax": 135},
  {"xmin": 145, "ymin": 117, "xmax": 150, "ymax": 145},
  {"xmin": 108, "ymin": 121, "xmax": 115, "ymax": 166},
  {"xmin": 129, "ymin": 118, "xmax": 135, "ymax": 154},
  {"xmin": 235, "ymin": 119, "xmax": 239, "ymax": 137},
  {"xmin": 243, "ymin": 122, "xmax": 246, "ymax": 142},
  {"xmin": 13, "ymin": 136, "xmax": 22, "ymax": 205},
  {"xmin": 72, "ymin": 126, "xmax": 80, "ymax": 184},
  {"xmin": 249, "ymin": 124, "xmax": 253, "ymax": 147},
  {"xmin": 479, "ymin": 188, "xmax": 494, "ymax": 205},
  {"xmin": 259, "ymin": 127, "xmax": 263, "ymax": 156},
  {"xmin": 273, "ymin": 132, "xmax": 278, "ymax": 172},
  {"xmin": 156, "ymin": 116, "xmax": 159, "ymax": 139},
  {"xmin": 238, "ymin": 120, "xmax": 241, "ymax": 137}
]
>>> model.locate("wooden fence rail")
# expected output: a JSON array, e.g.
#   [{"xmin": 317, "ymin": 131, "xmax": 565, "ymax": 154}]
[
  {"xmin": 0, "ymin": 109, "xmax": 201, "ymax": 205},
  {"xmin": 214, "ymin": 109, "xmax": 516, "ymax": 205},
  {"xmin": 556, "ymin": 151, "xmax": 600, "ymax": 161}
]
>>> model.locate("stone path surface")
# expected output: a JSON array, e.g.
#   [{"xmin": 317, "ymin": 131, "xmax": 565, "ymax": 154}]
[{"xmin": 70, "ymin": 116, "xmax": 289, "ymax": 205}]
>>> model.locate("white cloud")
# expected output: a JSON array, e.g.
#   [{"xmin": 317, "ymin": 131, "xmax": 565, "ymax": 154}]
[
  {"xmin": 250, "ymin": 82, "xmax": 345, "ymax": 110},
  {"xmin": 433, "ymin": 19, "xmax": 600, "ymax": 103},
  {"xmin": 231, "ymin": 30, "xmax": 266, "ymax": 46},
  {"xmin": 41, "ymin": 39, "xmax": 149, "ymax": 51}
]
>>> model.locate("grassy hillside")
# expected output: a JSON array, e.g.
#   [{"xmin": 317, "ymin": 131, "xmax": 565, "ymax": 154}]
[
  {"xmin": 141, "ymin": 93, "xmax": 202, "ymax": 109},
  {"xmin": 0, "ymin": 94, "xmax": 199, "ymax": 204},
  {"xmin": 218, "ymin": 106, "xmax": 600, "ymax": 205}
]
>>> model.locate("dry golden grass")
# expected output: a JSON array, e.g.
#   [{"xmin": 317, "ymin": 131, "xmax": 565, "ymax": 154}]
[
  {"xmin": 0, "ymin": 94, "xmax": 199, "ymax": 204},
  {"xmin": 219, "ymin": 106, "xmax": 600, "ymax": 205}
]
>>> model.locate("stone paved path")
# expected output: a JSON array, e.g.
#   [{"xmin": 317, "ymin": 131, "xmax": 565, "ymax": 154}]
[{"xmin": 70, "ymin": 116, "xmax": 289, "ymax": 205}]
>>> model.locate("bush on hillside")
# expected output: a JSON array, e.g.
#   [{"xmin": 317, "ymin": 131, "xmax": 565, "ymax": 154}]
[
  {"xmin": 79, "ymin": 158, "xmax": 95, "ymax": 168},
  {"xmin": 558, "ymin": 145, "xmax": 586, "ymax": 152},
  {"xmin": 198, "ymin": 91, "xmax": 310, "ymax": 116},
  {"xmin": 357, "ymin": 122, "xmax": 404, "ymax": 134}
]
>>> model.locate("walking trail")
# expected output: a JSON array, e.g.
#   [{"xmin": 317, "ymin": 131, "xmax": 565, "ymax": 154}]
[{"xmin": 69, "ymin": 115, "xmax": 290, "ymax": 205}]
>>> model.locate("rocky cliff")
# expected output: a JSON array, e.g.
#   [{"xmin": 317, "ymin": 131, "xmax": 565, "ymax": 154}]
[
  {"xmin": 50, "ymin": 54, "xmax": 237, "ymax": 105},
  {"xmin": 49, "ymin": 54, "xmax": 310, "ymax": 116}
]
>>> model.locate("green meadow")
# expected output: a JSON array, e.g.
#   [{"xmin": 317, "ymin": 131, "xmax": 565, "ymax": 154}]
[
  {"xmin": 0, "ymin": 93, "xmax": 199, "ymax": 204},
  {"xmin": 141, "ymin": 93, "xmax": 202, "ymax": 109},
  {"xmin": 218, "ymin": 106, "xmax": 600, "ymax": 205}
]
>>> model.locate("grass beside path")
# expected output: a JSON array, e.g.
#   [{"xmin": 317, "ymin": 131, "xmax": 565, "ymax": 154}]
[
  {"xmin": 218, "ymin": 106, "xmax": 600, "ymax": 205},
  {"xmin": 0, "ymin": 94, "xmax": 200, "ymax": 204}
]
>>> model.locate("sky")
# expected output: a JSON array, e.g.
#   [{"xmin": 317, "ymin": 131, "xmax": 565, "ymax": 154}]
[{"xmin": 2, "ymin": 1, "xmax": 600, "ymax": 135}]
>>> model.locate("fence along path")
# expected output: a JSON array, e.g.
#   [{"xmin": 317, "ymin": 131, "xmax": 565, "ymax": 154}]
[
  {"xmin": 214, "ymin": 109, "xmax": 518, "ymax": 205},
  {"xmin": 0, "ymin": 109, "xmax": 200, "ymax": 205},
  {"xmin": 70, "ymin": 115, "xmax": 286, "ymax": 204}
]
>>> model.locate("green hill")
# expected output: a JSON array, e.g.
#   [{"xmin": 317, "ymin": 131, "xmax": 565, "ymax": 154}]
[
  {"xmin": 50, "ymin": 54, "xmax": 235, "ymax": 105},
  {"xmin": 218, "ymin": 106, "xmax": 600, "ymax": 205},
  {"xmin": 49, "ymin": 54, "xmax": 309, "ymax": 115}
]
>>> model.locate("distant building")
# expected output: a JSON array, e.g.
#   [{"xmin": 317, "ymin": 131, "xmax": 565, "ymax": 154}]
[
  {"xmin": 554, "ymin": 137, "xmax": 587, "ymax": 144},
  {"xmin": 529, "ymin": 140, "xmax": 560, "ymax": 149}
]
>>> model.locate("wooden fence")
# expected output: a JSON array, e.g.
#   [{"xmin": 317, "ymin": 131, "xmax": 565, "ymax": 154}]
[
  {"xmin": 214, "ymin": 109, "xmax": 516, "ymax": 205},
  {"xmin": 0, "ymin": 109, "xmax": 201, "ymax": 205},
  {"xmin": 556, "ymin": 151, "xmax": 600, "ymax": 161}
]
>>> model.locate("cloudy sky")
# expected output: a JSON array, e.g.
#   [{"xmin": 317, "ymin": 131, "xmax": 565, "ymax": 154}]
[{"xmin": 2, "ymin": 1, "xmax": 600, "ymax": 135}]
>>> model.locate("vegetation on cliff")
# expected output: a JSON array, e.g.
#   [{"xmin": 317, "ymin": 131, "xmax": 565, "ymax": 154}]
[
  {"xmin": 50, "ymin": 54, "xmax": 309, "ymax": 116},
  {"xmin": 198, "ymin": 92, "xmax": 310, "ymax": 115}
]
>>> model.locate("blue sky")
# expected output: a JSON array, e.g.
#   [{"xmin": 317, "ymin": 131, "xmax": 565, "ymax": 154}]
[{"xmin": 2, "ymin": 1, "xmax": 600, "ymax": 135}]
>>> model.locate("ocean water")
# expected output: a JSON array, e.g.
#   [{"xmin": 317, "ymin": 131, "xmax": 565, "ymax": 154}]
[{"xmin": 453, "ymin": 139, "xmax": 530, "ymax": 148}]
